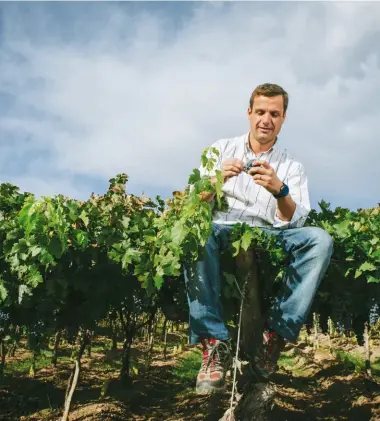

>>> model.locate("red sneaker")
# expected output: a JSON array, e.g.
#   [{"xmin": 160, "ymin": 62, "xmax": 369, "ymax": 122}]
[
  {"xmin": 196, "ymin": 338, "xmax": 232, "ymax": 394},
  {"xmin": 251, "ymin": 328, "xmax": 285, "ymax": 380}
]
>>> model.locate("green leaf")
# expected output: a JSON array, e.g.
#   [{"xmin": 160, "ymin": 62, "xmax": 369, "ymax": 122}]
[
  {"xmin": 241, "ymin": 230, "xmax": 254, "ymax": 251},
  {"xmin": 345, "ymin": 267, "xmax": 354, "ymax": 277},
  {"xmin": 66, "ymin": 202, "xmax": 80, "ymax": 222},
  {"xmin": 80, "ymin": 210, "xmax": 89, "ymax": 227},
  {"xmin": 367, "ymin": 275, "xmax": 380, "ymax": 283},
  {"xmin": 188, "ymin": 169, "xmax": 201, "ymax": 185},
  {"xmin": 154, "ymin": 250, "xmax": 181, "ymax": 277},
  {"xmin": 334, "ymin": 220, "xmax": 351, "ymax": 238},
  {"xmin": 371, "ymin": 249, "xmax": 380, "ymax": 263},
  {"xmin": 121, "ymin": 249, "xmax": 139, "ymax": 269},
  {"xmin": 200, "ymin": 147, "xmax": 219, "ymax": 171},
  {"xmin": 27, "ymin": 267, "xmax": 43, "ymax": 287},
  {"xmin": 143, "ymin": 228, "xmax": 157, "ymax": 244},
  {"xmin": 358, "ymin": 261, "xmax": 377, "ymax": 272},
  {"xmin": 214, "ymin": 170, "xmax": 224, "ymax": 208},
  {"xmin": 40, "ymin": 249, "xmax": 55, "ymax": 266},
  {"xmin": 154, "ymin": 274, "xmax": 164, "ymax": 289},
  {"xmin": 121, "ymin": 216, "xmax": 130, "ymax": 229},
  {"xmin": 48, "ymin": 236, "xmax": 64, "ymax": 258},
  {"xmin": 18, "ymin": 202, "xmax": 35, "ymax": 224},
  {"xmin": 74, "ymin": 230, "xmax": 89, "ymax": 248},
  {"xmin": 0, "ymin": 283, "xmax": 8, "ymax": 302},
  {"xmin": 232, "ymin": 240, "xmax": 241, "ymax": 256},
  {"xmin": 171, "ymin": 221, "xmax": 186, "ymax": 245},
  {"xmin": 30, "ymin": 245, "xmax": 42, "ymax": 257},
  {"xmin": 354, "ymin": 262, "xmax": 377, "ymax": 279}
]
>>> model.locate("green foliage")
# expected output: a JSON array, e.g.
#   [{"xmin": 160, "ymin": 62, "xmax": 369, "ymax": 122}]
[
  {"xmin": 306, "ymin": 201, "xmax": 380, "ymax": 337},
  {"xmin": 0, "ymin": 148, "xmax": 378, "ymax": 365},
  {"xmin": 172, "ymin": 349, "xmax": 202, "ymax": 383}
]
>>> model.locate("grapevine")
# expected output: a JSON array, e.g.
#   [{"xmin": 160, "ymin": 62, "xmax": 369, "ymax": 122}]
[{"xmin": 0, "ymin": 148, "xmax": 378, "ymax": 417}]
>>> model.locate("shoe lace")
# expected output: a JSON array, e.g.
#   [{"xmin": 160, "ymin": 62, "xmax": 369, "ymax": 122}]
[{"xmin": 203, "ymin": 341, "xmax": 231, "ymax": 370}]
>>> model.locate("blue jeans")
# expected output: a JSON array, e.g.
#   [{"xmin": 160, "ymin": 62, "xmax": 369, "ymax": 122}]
[{"xmin": 184, "ymin": 223, "xmax": 333, "ymax": 344}]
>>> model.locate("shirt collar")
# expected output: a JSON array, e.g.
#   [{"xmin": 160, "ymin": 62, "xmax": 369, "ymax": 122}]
[{"xmin": 244, "ymin": 132, "xmax": 277, "ymax": 156}]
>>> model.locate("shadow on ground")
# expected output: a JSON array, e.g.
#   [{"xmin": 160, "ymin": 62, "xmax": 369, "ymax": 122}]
[{"xmin": 1, "ymin": 344, "xmax": 380, "ymax": 421}]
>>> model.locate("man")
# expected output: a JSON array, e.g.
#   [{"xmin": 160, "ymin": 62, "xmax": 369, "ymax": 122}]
[{"xmin": 185, "ymin": 83, "xmax": 333, "ymax": 396}]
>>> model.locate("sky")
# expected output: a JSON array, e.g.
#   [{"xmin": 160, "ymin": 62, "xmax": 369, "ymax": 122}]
[{"xmin": 0, "ymin": 1, "xmax": 379, "ymax": 212}]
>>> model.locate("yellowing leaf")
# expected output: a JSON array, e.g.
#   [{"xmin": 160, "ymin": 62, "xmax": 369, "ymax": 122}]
[
  {"xmin": 0, "ymin": 283, "xmax": 8, "ymax": 302},
  {"xmin": 368, "ymin": 275, "xmax": 380, "ymax": 283},
  {"xmin": 241, "ymin": 230, "xmax": 254, "ymax": 251},
  {"xmin": 79, "ymin": 210, "xmax": 89, "ymax": 227},
  {"xmin": 359, "ymin": 261, "xmax": 377, "ymax": 272}
]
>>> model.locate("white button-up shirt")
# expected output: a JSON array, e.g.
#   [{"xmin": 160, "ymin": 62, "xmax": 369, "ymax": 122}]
[{"xmin": 199, "ymin": 132, "xmax": 311, "ymax": 229}]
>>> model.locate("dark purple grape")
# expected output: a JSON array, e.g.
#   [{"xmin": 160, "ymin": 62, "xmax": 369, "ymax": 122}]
[{"xmin": 369, "ymin": 301, "xmax": 379, "ymax": 326}]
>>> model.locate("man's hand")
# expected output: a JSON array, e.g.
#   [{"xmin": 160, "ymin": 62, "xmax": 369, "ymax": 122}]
[
  {"xmin": 222, "ymin": 158, "xmax": 244, "ymax": 182},
  {"xmin": 248, "ymin": 160, "xmax": 283, "ymax": 195},
  {"xmin": 197, "ymin": 158, "xmax": 243, "ymax": 202}
]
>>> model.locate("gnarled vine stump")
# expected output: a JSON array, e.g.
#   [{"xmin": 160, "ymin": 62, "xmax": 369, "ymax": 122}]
[
  {"xmin": 235, "ymin": 248, "xmax": 262, "ymax": 358},
  {"xmin": 227, "ymin": 247, "xmax": 277, "ymax": 421}
]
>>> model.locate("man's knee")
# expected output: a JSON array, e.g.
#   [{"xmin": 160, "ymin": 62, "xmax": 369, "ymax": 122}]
[
  {"xmin": 305, "ymin": 226, "xmax": 334, "ymax": 255},
  {"xmin": 205, "ymin": 223, "xmax": 231, "ymax": 253}
]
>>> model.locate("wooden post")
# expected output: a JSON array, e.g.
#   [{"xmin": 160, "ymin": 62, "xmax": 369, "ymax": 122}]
[
  {"xmin": 327, "ymin": 317, "xmax": 333, "ymax": 355},
  {"xmin": 0, "ymin": 340, "xmax": 6, "ymax": 379},
  {"xmin": 364, "ymin": 322, "xmax": 372, "ymax": 378},
  {"xmin": 313, "ymin": 312, "xmax": 320, "ymax": 350},
  {"xmin": 52, "ymin": 329, "xmax": 62, "ymax": 367}
]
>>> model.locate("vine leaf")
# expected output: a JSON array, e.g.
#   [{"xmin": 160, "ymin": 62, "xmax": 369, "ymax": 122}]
[
  {"xmin": 188, "ymin": 169, "xmax": 201, "ymax": 185},
  {"xmin": 241, "ymin": 230, "xmax": 254, "ymax": 251},
  {"xmin": 355, "ymin": 261, "xmax": 377, "ymax": 278}
]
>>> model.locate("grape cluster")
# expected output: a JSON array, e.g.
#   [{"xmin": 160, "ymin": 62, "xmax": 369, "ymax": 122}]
[
  {"xmin": 331, "ymin": 296, "xmax": 352, "ymax": 336},
  {"xmin": 29, "ymin": 320, "xmax": 45, "ymax": 337},
  {"xmin": 27, "ymin": 319, "xmax": 46, "ymax": 350},
  {"xmin": 0, "ymin": 310, "xmax": 10, "ymax": 335},
  {"xmin": 369, "ymin": 301, "xmax": 379, "ymax": 326},
  {"xmin": 0, "ymin": 310, "xmax": 10, "ymax": 321}
]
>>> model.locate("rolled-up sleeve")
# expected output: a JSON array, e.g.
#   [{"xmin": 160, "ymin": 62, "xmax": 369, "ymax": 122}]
[{"xmin": 273, "ymin": 162, "xmax": 311, "ymax": 229}]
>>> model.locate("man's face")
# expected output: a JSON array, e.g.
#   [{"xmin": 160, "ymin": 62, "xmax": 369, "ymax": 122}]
[{"xmin": 248, "ymin": 95, "xmax": 286, "ymax": 144}]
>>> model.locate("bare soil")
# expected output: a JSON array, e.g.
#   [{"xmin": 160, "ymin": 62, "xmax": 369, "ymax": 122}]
[{"xmin": 0, "ymin": 333, "xmax": 379, "ymax": 421}]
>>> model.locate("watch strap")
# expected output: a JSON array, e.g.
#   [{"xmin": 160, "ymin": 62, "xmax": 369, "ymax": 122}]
[{"xmin": 273, "ymin": 183, "xmax": 289, "ymax": 199}]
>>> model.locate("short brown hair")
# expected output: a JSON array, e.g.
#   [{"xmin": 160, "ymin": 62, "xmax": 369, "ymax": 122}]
[{"xmin": 249, "ymin": 83, "xmax": 289, "ymax": 114}]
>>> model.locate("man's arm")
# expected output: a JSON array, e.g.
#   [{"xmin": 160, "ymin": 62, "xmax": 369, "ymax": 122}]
[{"xmin": 276, "ymin": 194, "xmax": 296, "ymax": 222}]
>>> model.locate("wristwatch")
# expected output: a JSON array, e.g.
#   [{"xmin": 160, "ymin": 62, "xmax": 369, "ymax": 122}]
[{"xmin": 273, "ymin": 183, "xmax": 289, "ymax": 199}]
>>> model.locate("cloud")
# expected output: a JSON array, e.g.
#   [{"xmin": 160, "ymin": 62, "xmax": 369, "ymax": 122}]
[{"xmin": 0, "ymin": 2, "xmax": 379, "ymax": 209}]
